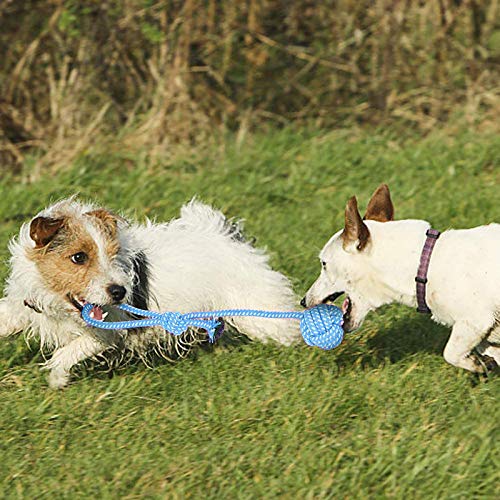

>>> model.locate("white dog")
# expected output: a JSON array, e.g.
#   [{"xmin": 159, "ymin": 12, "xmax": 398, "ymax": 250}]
[
  {"xmin": 0, "ymin": 198, "xmax": 300, "ymax": 388},
  {"xmin": 303, "ymin": 184, "xmax": 500, "ymax": 372}
]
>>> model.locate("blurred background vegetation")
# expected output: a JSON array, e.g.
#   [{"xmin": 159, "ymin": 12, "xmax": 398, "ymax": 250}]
[{"xmin": 0, "ymin": 0, "xmax": 499, "ymax": 174}]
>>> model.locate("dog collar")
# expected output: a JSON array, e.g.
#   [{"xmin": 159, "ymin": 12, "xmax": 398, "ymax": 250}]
[{"xmin": 415, "ymin": 228, "xmax": 441, "ymax": 314}]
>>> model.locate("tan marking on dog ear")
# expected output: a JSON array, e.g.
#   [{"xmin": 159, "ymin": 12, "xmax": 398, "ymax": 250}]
[
  {"xmin": 86, "ymin": 209, "xmax": 122, "ymax": 238},
  {"xmin": 29, "ymin": 217, "xmax": 65, "ymax": 248},
  {"xmin": 364, "ymin": 183, "xmax": 394, "ymax": 222},
  {"xmin": 342, "ymin": 196, "xmax": 370, "ymax": 251}
]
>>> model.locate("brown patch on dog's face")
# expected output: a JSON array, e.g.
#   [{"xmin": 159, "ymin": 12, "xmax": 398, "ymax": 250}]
[
  {"xmin": 28, "ymin": 215, "xmax": 121, "ymax": 309},
  {"xmin": 364, "ymin": 183, "xmax": 394, "ymax": 222}
]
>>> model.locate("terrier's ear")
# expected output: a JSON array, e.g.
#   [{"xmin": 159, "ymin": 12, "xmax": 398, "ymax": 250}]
[
  {"xmin": 342, "ymin": 196, "xmax": 370, "ymax": 251},
  {"xmin": 364, "ymin": 183, "xmax": 394, "ymax": 222},
  {"xmin": 86, "ymin": 209, "xmax": 125, "ymax": 238},
  {"xmin": 30, "ymin": 217, "xmax": 65, "ymax": 248}
]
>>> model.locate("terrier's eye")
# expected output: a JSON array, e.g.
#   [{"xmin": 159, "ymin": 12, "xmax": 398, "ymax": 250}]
[
  {"xmin": 70, "ymin": 252, "xmax": 88, "ymax": 265},
  {"xmin": 321, "ymin": 260, "xmax": 327, "ymax": 269}
]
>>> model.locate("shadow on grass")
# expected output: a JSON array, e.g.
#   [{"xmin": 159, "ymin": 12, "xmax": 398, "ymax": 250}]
[
  {"xmin": 72, "ymin": 327, "xmax": 253, "ymax": 382},
  {"xmin": 334, "ymin": 310, "xmax": 497, "ymax": 380},
  {"xmin": 334, "ymin": 311, "xmax": 451, "ymax": 370},
  {"xmin": 368, "ymin": 316, "xmax": 449, "ymax": 362}
]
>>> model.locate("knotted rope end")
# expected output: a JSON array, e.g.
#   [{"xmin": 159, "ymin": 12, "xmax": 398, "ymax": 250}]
[{"xmin": 300, "ymin": 304, "xmax": 344, "ymax": 350}]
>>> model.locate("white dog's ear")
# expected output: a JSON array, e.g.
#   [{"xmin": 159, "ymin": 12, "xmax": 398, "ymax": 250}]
[
  {"xmin": 30, "ymin": 217, "xmax": 65, "ymax": 248},
  {"xmin": 364, "ymin": 183, "xmax": 394, "ymax": 222},
  {"xmin": 342, "ymin": 196, "xmax": 370, "ymax": 252}
]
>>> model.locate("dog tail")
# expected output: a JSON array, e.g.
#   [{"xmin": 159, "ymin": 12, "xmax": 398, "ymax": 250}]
[{"xmin": 179, "ymin": 199, "xmax": 246, "ymax": 241}]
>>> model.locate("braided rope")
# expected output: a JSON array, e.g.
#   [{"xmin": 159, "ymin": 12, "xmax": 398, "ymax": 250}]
[{"xmin": 81, "ymin": 302, "xmax": 344, "ymax": 350}]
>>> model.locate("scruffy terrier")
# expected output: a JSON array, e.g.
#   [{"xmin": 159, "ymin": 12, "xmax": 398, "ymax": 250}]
[{"xmin": 0, "ymin": 198, "xmax": 300, "ymax": 388}]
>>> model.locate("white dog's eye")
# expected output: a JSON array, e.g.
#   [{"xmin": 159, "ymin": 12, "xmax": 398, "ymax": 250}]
[
  {"xmin": 321, "ymin": 260, "xmax": 327, "ymax": 269},
  {"xmin": 70, "ymin": 252, "xmax": 88, "ymax": 265}
]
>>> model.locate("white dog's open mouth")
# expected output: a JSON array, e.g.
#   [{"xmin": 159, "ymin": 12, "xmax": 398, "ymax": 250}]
[
  {"xmin": 342, "ymin": 296, "xmax": 352, "ymax": 325},
  {"xmin": 322, "ymin": 292, "xmax": 352, "ymax": 328},
  {"xmin": 67, "ymin": 294, "xmax": 107, "ymax": 321}
]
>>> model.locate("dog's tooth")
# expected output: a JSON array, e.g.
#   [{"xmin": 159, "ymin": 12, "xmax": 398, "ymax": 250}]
[
  {"xmin": 102, "ymin": 312, "xmax": 108, "ymax": 320},
  {"xmin": 90, "ymin": 311, "xmax": 95, "ymax": 318}
]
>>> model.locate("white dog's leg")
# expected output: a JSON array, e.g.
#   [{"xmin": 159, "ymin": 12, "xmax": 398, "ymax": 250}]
[
  {"xmin": 443, "ymin": 322, "xmax": 485, "ymax": 372},
  {"xmin": 44, "ymin": 335, "xmax": 106, "ymax": 389},
  {"xmin": 0, "ymin": 298, "xmax": 30, "ymax": 338}
]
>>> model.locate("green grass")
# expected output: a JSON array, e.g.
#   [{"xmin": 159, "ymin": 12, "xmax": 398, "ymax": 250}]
[{"xmin": 0, "ymin": 127, "xmax": 499, "ymax": 498}]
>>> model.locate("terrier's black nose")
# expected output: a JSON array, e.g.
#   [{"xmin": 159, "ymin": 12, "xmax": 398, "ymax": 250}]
[
  {"xmin": 107, "ymin": 284, "xmax": 126, "ymax": 303},
  {"xmin": 300, "ymin": 296, "xmax": 307, "ymax": 308}
]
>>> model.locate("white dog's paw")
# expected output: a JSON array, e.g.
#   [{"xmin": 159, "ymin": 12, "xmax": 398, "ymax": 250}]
[
  {"xmin": 47, "ymin": 369, "xmax": 70, "ymax": 390},
  {"xmin": 481, "ymin": 345, "xmax": 500, "ymax": 367}
]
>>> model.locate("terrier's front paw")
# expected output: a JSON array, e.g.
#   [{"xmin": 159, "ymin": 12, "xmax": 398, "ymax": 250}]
[{"xmin": 47, "ymin": 369, "xmax": 70, "ymax": 390}]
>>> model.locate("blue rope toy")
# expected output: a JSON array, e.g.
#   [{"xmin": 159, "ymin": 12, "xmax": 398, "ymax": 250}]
[{"xmin": 81, "ymin": 303, "xmax": 345, "ymax": 350}]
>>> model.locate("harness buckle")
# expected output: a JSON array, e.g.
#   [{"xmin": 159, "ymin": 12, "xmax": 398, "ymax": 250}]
[{"xmin": 426, "ymin": 229, "xmax": 440, "ymax": 239}]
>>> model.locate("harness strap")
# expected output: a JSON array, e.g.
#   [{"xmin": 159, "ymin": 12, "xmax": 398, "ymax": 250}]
[{"xmin": 415, "ymin": 228, "xmax": 441, "ymax": 314}]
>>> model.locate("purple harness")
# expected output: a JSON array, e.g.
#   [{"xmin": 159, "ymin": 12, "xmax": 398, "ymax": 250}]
[{"xmin": 415, "ymin": 228, "xmax": 441, "ymax": 314}]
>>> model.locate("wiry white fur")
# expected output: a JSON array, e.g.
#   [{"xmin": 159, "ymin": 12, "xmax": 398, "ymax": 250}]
[
  {"xmin": 0, "ymin": 198, "xmax": 300, "ymax": 388},
  {"xmin": 128, "ymin": 201, "xmax": 299, "ymax": 341},
  {"xmin": 306, "ymin": 218, "xmax": 500, "ymax": 372}
]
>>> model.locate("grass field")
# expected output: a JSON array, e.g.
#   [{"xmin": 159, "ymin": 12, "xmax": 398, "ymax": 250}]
[{"xmin": 0, "ymin": 127, "xmax": 499, "ymax": 498}]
